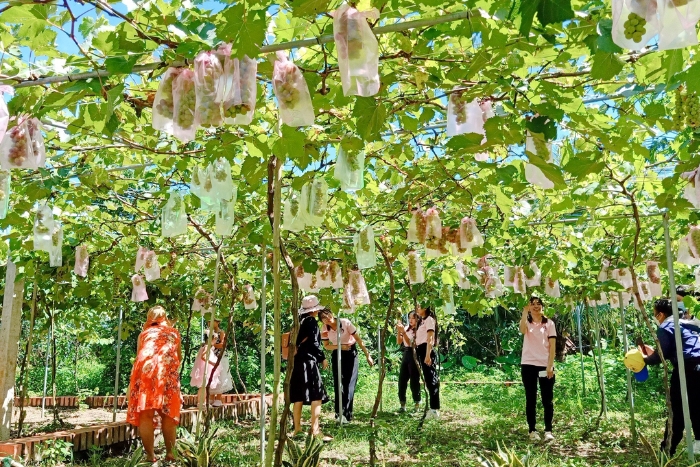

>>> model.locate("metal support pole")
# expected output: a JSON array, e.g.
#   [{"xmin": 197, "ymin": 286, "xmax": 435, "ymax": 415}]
[
  {"xmin": 591, "ymin": 302, "xmax": 607, "ymax": 418},
  {"xmin": 41, "ymin": 323, "xmax": 51, "ymax": 419},
  {"xmin": 618, "ymin": 292, "xmax": 636, "ymax": 443},
  {"xmin": 113, "ymin": 306, "xmax": 123, "ymax": 422},
  {"xmin": 336, "ymin": 309, "xmax": 343, "ymax": 426},
  {"xmin": 663, "ymin": 213, "xmax": 695, "ymax": 463},
  {"xmin": 576, "ymin": 303, "xmax": 586, "ymax": 396},
  {"xmin": 259, "ymin": 247, "xmax": 267, "ymax": 465}
]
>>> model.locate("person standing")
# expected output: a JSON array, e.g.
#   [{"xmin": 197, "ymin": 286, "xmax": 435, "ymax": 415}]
[
  {"xmin": 189, "ymin": 318, "xmax": 234, "ymax": 407},
  {"xmin": 642, "ymin": 298, "xmax": 700, "ymax": 456},
  {"xmin": 519, "ymin": 296, "xmax": 556, "ymax": 442},
  {"xmin": 415, "ymin": 305, "xmax": 440, "ymax": 419},
  {"xmin": 126, "ymin": 306, "xmax": 182, "ymax": 463},
  {"xmin": 319, "ymin": 309, "xmax": 374, "ymax": 422},
  {"xmin": 396, "ymin": 311, "xmax": 422, "ymax": 413},
  {"xmin": 289, "ymin": 296, "xmax": 332, "ymax": 441}
]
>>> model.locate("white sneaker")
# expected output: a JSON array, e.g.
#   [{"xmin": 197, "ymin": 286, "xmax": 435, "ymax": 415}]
[
  {"xmin": 529, "ymin": 431, "xmax": 541, "ymax": 442},
  {"xmin": 425, "ymin": 409, "xmax": 440, "ymax": 420},
  {"xmin": 693, "ymin": 439, "xmax": 700, "ymax": 453},
  {"xmin": 544, "ymin": 432, "xmax": 555, "ymax": 442}
]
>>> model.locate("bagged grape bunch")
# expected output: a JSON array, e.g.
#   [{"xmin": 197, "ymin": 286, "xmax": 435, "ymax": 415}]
[
  {"xmin": 0, "ymin": 117, "xmax": 47, "ymax": 170},
  {"xmin": 342, "ymin": 285, "xmax": 355, "ymax": 313},
  {"xmin": 191, "ymin": 165, "xmax": 218, "ymax": 212},
  {"xmin": 0, "ymin": 170, "xmax": 10, "ymax": 220},
  {"xmin": 152, "ymin": 68, "xmax": 183, "ymax": 134},
  {"xmin": 316, "ymin": 262, "xmax": 332, "ymax": 289},
  {"xmin": 459, "ymin": 217, "xmax": 483, "ymax": 254},
  {"xmin": 282, "ymin": 190, "xmax": 306, "ymax": 232},
  {"xmin": 172, "ymin": 69, "xmax": 197, "ymax": 142},
  {"xmin": 305, "ymin": 178, "xmax": 328, "ymax": 227},
  {"xmin": 194, "ymin": 51, "xmax": 224, "ymax": 128},
  {"xmin": 330, "ymin": 260, "xmax": 344, "ymax": 289},
  {"xmin": 34, "ymin": 204, "xmax": 56, "ymax": 252},
  {"xmin": 524, "ymin": 131, "xmax": 554, "ymax": 189},
  {"xmin": 525, "ymin": 262, "xmax": 541, "ymax": 287},
  {"xmin": 646, "ymin": 260, "xmax": 663, "ymax": 297},
  {"xmin": 211, "ymin": 158, "xmax": 236, "ymax": 201},
  {"xmin": 513, "ymin": 267, "xmax": 527, "ymax": 295},
  {"xmin": 688, "ymin": 225, "xmax": 700, "ymax": 260},
  {"xmin": 192, "ymin": 287, "xmax": 213, "ymax": 312},
  {"xmin": 272, "ymin": 52, "xmax": 314, "ymax": 127},
  {"xmin": 162, "ymin": 192, "xmax": 187, "ymax": 237},
  {"xmin": 612, "ymin": 0, "xmax": 660, "ymax": 49},
  {"xmin": 678, "ymin": 232, "xmax": 700, "ymax": 265},
  {"xmin": 243, "ymin": 284, "xmax": 257, "ymax": 310},
  {"xmin": 223, "ymin": 55, "xmax": 258, "ymax": 125},
  {"xmin": 613, "ymin": 267, "xmax": 634, "ymax": 289},
  {"xmin": 424, "ymin": 207, "xmax": 442, "ymax": 242},
  {"xmin": 48, "ymin": 222, "xmax": 63, "ymax": 267},
  {"xmin": 680, "ymin": 166, "xmax": 700, "ymax": 208},
  {"xmin": 144, "ymin": 250, "xmax": 161, "ymax": 281},
  {"xmin": 407, "ymin": 208, "xmax": 427, "ymax": 244},
  {"xmin": 131, "ymin": 274, "xmax": 148, "ymax": 302},
  {"xmin": 545, "ymin": 277, "xmax": 560, "ymax": 298},
  {"xmin": 455, "ymin": 261, "xmax": 471, "ymax": 289},
  {"xmin": 74, "ymin": 245, "xmax": 89, "ymax": 278},
  {"xmin": 597, "ymin": 259, "xmax": 610, "ymax": 282},
  {"xmin": 504, "ymin": 266, "xmax": 517, "ymax": 287},
  {"xmin": 597, "ymin": 292, "xmax": 609, "ymax": 305},
  {"xmin": 0, "ymin": 86, "xmax": 13, "ymax": 143},
  {"xmin": 407, "ymin": 250, "xmax": 424, "ymax": 284},
  {"xmin": 484, "ymin": 270, "xmax": 504, "ymax": 298},
  {"xmin": 656, "ymin": 0, "xmax": 700, "ymax": 50},
  {"xmin": 135, "ymin": 246, "xmax": 148, "ymax": 272},
  {"xmin": 354, "ymin": 225, "xmax": 376, "ymax": 269},
  {"xmin": 295, "ymin": 265, "xmax": 317, "ymax": 293},
  {"xmin": 216, "ymin": 197, "xmax": 236, "ymax": 236},
  {"xmin": 334, "ymin": 145, "xmax": 365, "ymax": 192},
  {"xmin": 441, "ymin": 283, "xmax": 455, "ymax": 315},
  {"xmin": 348, "ymin": 269, "xmax": 370, "ymax": 305},
  {"xmin": 447, "ymin": 90, "xmax": 469, "ymax": 137},
  {"xmin": 332, "ymin": 4, "xmax": 380, "ymax": 97}
]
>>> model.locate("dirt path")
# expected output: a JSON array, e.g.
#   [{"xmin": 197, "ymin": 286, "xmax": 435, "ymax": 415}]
[{"xmin": 11, "ymin": 406, "xmax": 127, "ymax": 438}]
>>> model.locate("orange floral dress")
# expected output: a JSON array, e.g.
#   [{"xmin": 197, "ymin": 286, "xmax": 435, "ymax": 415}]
[{"xmin": 126, "ymin": 324, "xmax": 182, "ymax": 426}]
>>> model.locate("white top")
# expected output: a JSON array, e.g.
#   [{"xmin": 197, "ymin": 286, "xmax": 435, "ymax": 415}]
[{"xmin": 322, "ymin": 318, "xmax": 357, "ymax": 346}]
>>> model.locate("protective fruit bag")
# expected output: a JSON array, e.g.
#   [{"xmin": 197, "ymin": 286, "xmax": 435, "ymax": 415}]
[
  {"xmin": 447, "ymin": 91, "xmax": 483, "ymax": 137},
  {"xmin": 282, "ymin": 190, "xmax": 306, "ymax": 232},
  {"xmin": 152, "ymin": 68, "xmax": 183, "ymax": 134},
  {"xmin": 194, "ymin": 50, "xmax": 224, "ymax": 128},
  {"xmin": 348, "ymin": 269, "xmax": 370, "ymax": 305},
  {"xmin": 243, "ymin": 284, "xmax": 257, "ymax": 310},
  {"xmin": 0, "ymin": 170, "xmax": 10, "ymax": 219},
  {"xmin": 681, "ymin": 166, "xmax": 700, "ymax": 208},
  {"xmin": 272, "ymin": 52, "xmax": 314, "ymax": 127},
  {"xmin": 215, "ymin": 197, "xmax": 236, "ymax": 236},
  {"xmin": 504, "ymin": 266, "xmax": 517, "ymax": 287},
  {"xmin": 484, "ymin": 269, "xmax": 504, "ymax": 298},
  {"xmin": 646, "ymin": 260, "xmax": 663, "ymax": 297},
  {"xmin": 172, "ymin": 69, "xmax": 197, "ymax": 142},
  {"xmin": 329, "ymin": 260, "xmax": 343, "ymax": 289},
  {"xmin": 612, "ymin": 0, "xmax": 660, "ymax": 50},
  {"xmin": 525, "ymin": 261, "xmax": 541, "ymax": 287},
  {"xmin": 407, "ymin": 250, "xmax": 424, "ymax": 284},
  {"xmin": 334, "ymin": 145, "xmax": 364, "ymax": 191},
  {"xmin": 524, "ymin": 131, "xmax": 554, "ymax": 189},
  {"xmin": 74, "ymin": 245, "xmax": 89, "ymax": 277},
  {"xmin": 211, "ymin": 158, "xmax": 236, "ymax": 201},
  {"xmin": 545, "ymin": 277, "xmax": 560, "ymax": 298},
  {"xmin": 144, "ymin": 250, "xmax": 161, "ymax": 281},
  {"xmin": 192, "ymin": 287, "xmax": 213, "ymax": 312},
  {"xmin": 162, "ymin": 191, "xmax": 187, "ymax": 238},
  {"xmin": 191, "ymin": 165, "xmax": 218, "ymax": 212},
  {"xmin": 688, "ymin": 225, "xmax": 700, "ymax": 259},
  {"xmin": 678, "ymin": 233, "xmax": 700, "ymax": 265},
  {"xmin": 657, "ymin": 0, "xmax": 700, "ymax": 50},
  {"xmin": 424, "ymin": 207, "xmax": 442, "ymax": 242},
  {"xmin": 332, "ymin": 4, "xmax": 380, "ymax": 97},
  {"xmin": 0, "ymin": 85, "xmax": 13, "ymax": 143},
  {"xmin": 456, "ymin": 261, "xmax": 471, "ymax": 289},
  {"xmin": 305, "ymin": 178, "xmax": 328, "ymax": 227},
  {"xmin": 342, "ymin": 285, "xmax": 356, "ymax": 313},
  {"xmin": 612, "ymin": 267, "xmax": 633, "ymax": 289},
  {"xmin": 131, "ymin": 274, "xmax": 148, "ymax": 302},
  {"xmin": 441, "ymin": 283, "xmax": 455, "ymax": 315},
  {"xmin": 0, "ymin": 117, "xmax": 46, "ymax": 170},
  {"xmin": 459, "ymin": 217, "xmax": 483, "ymax": 254},
  {"xmin": 135, "ymin": 246, "xmax": 148, "ymax": 272},
  {"xmin": 354, "ymin": 225, "xmax": 376, "ymax": 269},
  {"xmin": 34, "ymin": 204, "xmax": 56, "ymax": 252},
  {"xmin": 48, "ymin": 222, "xmax": 63, "ymax": 267},
  {"xmin": 513, "ymin": 267, "xmax": 528, "ymax": 295},
  {"xmin": 598, "ymin": 259, "xmax": 610, "ymax": 282},
  {"xmin": 407, "ymin": 208, "xmax": 427, "ymax": 244},
  {"xmin": 316, "ymin": 261, "xmax": 332, "ymax": 289},
  {"xmin": 223, "ymin": 55, "xmax": 258, "ymax": 125}
]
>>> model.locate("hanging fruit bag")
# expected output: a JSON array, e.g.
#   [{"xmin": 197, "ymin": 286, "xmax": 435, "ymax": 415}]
[
  {"xmin": 282, "ymin": 190, "xmax": 306, "ymax": 232},
  {"xmin": 194, "ymin": 50, "xmax": 224, "ymax": 128},
  {"xmin": 223, "ymin": 55, "xmax": 258, "ymax": 125},
  {"xmin": 545, "ymin": 277, "xmax": 560, "ymax": 298},
  {"xmin": 332, "ymin": 4, "xmax": 380, "ymax": 97},
  {"xmin": 407, "ymin": 250, "xmax": 424, "ymax": 284},
  {"xmin": 243, "ymin": 284, "xmax": 257, "ymax": 310},
  {"xmin": 272, "ymin": 52, "xmax": 314, "ymax": 127},
  {"xmin": 74, "ymin": 245, "xmax": 89, "ymax": 278},
  {"xmin": 459, "ymin": 217, "xmax": 484, "ymax": 254},
  {"xmin": 657, "ymin": 0, "xmax": 700, "ymax": 50},
  {"xmin": 456, "ymin": 261, "xmax": 471, "ymax": 290},
  {"xmin": 354, "ymin": 225, "xmax": 376, "ymax": 269},
  {"xmin": 172, "ymin": 69, "xmax": 197, "ymax": 142},
  {"xmin": 349, "ymin": 269, "xmax": 371, "ymax": 305},
  {"xmin": 305, "ymin": 178, "xmax": 328, "ymax": 227},
  {"xmin": 612, "ymin": 0, "xmax": 660, "ymax": 50},
  {"xmin": 131, "ymin": 274, "xmax": 148, "ymax": 302},
  {"xmin": 0, "ymin": 117, "xmax": 46, "ymax": 170},
  {"xmin": 162, "ymin": 191, "xmax": 187, "ymax": 238},
  {"xmin": 144, "ymin": 250, "xmax": 161, "ymax": 281},
  {"xmin": 407, "ymin": 208, "xmax": 427, "ymax": 244},
  {"xmin": 152, "ymin": 68, "xmax": 183, "ymax": 134},
  {"xmin": 334, "ymin": 145, "xmax": 365, "ymax": 192}
]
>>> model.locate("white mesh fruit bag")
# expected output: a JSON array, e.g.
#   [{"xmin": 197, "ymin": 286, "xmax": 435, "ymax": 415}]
[
  {"xmin": 657, "ymin": 0, "xmax": 700, "ymax": 50},
  {"xmin": 349, "ymin": 269, "xmax": 370, "ymax": 305},
  {"xmin": 316, "ymin": 261, "xmax": 332, "ymax": 289},
  {"xmin": 688, "ymin": 226, "xmax": 700, "ymax": 259},
  {"xmin": 334, "ymin": 145, "xmax": 364, "ymax": 192},
  {"xmin": 424, "ymin": 207, "xmax": 442, "ymax": 241},
  {"xmin": 48, "ymin": 222, "xmax": 63, "ymax": 267},
  {"xmin": 681, "ymin": 166, "xmax": 700, "ymax": 208},
  {"xmin": 34, "ymin": 204, "xmax": 55, "ymax": 252},
  {"xmin": 459, "ymin": 217, "xmax": 484, "ymax": 254},
  {"xmin": 223, "ymin": 55, "xmax": 257, "ymax": 125},
  {"xmin": 131, "ymin": 274, "xmax": 148, "ymax": 302},
  {"xmin": 504, "ymin": 266, "xmax": 517, "ymax": 287},
  {"xmin": 545, "ymin": 277, "xmax": 560, "ymax": 298},
  {"xmin": 342, "ymin": 284, "xmax": 356, "ymax": 313},
  {"xmin": 272, "ymin": 52, "xmax": 314, "ymax": 127},
  {"xmin": 282, "ymin": 190, "xmax": 306, "ymax": 232},
  {"xmin": 144, "ymin": 250, "xmax": 161, "ymax": 281},
  {"xmin": 192, "ymin": 287, "xmax": 213, "ymax": 312},
  {"xmin": 305, "ymin": 178, "xmax": 328, "ymax": 227},
  {"xmin": 332, "ymin": 4, "xmax": 380, "ymax": 97},
  {"xmin": 513, "ymin": 267, "xmax": 527, "ymax": 295},
  {"xmin": 456, "ymin": 261, "xmax": 471, "ymax": 289},
  {"xmin": 646, "ymin": 260, "xmax": 663, "ymax": 297},
  {"xmin": 678, "ymin": 233, "xmax": 700, "ymax": 265},
  {"xmin": 216, "ymin": 197, "xmax": 236, "ymax": 237},
  {"xmin": 0, "ymin": 85, "xmax": 13, "ymax": 143},
  {"xmin": 612, "ymin": 268, "xmax": 633, "ymax": 289},
  {"xmin": 525, "ymin": 262, "xmax": 541, "ymax": 287},
  {"xmin": 484, "ymin": 270, "xmax": 504, "ymax": 298},
  {"xmin": 74, "ymin": 245, "xmax": 89, "ymax": 278},
  {"xmin": 612, "ymin": 0, "xmax": 660, "ymax": 50},
  {"xmin": 135, "ymin": 246, "xmax": 148, "ymax": 272},
  {"xmin": 524, "ymin": 131, "xmax": 554, "ymax": 189},
  {"xmin": 598, "ymin": 292, "xmax": 609, "ymax": 305},
  {"xmin": 0, "ymin": 170, "xmax": 10, "ymax": 219},
  {"xmin": 441, "ymin": 283, "xmax": 455, "ymax": 315},
  {"xmin": 597, "ymin": 259, "xmax": 610, "ymax": 282},
  {"xmin": 447, "ymin": 90, "xmax": 469, "ymax": 137},
  {"xmin": 152, "ymin": 68, "xmax": 183, "ymax": 134},
  {"xmin": 172, "ymin": 69, "xmax": 197, "ymax": 142},
  {"xmin": 211, "ymin": 158, "xmax": 235, "ymax": 201},
  {"xmin": 1, "ymin": 117, "xmax": 47, "ymax": 170},
  {"xmin": 354, "ymin": 225, "xmax": 376, "ymax": 269},
  {"xmin": 194, "ymin": 50, "xmax": 224, "ymax": 128},
  {"xmin": 407, "ymin": 250, "xmax": 424, "ymax": 284},
  {"xmin": 330, "ymin": 260, "xmax": 344, "ymax": 289},
  {"xmin": 162, "ymin": 191, "xmax": 188, "ymax": 237},
  {"xmin": 407, "ymin": 208, "xmax": 427, "ymax": 244},
  {"xmin": 243, "ymin": 284, "xmax": 257, "ymax": 310},
  {"xmin": 192, "ymin": 165, "xmax": 218, "ymax": 212}
]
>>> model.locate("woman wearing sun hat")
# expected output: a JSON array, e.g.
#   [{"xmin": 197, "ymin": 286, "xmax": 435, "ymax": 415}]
[{"xmin": 289, "ymin": 295, "xmax": 331, "ymax": 441}]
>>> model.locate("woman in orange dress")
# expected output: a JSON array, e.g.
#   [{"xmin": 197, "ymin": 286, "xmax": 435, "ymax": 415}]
[{"xmin": 126, "ymin": 305, "xmax": 182, "ymax": 463}]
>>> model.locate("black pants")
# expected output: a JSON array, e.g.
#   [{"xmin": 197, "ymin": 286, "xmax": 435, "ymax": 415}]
[
  {"xmin": 416, "ymin": 343, "xmax": 440, "ymax": 410},
  {"xmin": 398, "ymin": 348, "xmax": 421, "ymax": 405},
  {"xmin": 331, "ymin": 345, "xmax": 359, "ymax": 421},
  {"xmin": 661, "ymin": 359, "xmax": 700, "ymax": 456},
  {"xmin": 521, "ymin": 364, "xmax": 555, "ymax": 432}
]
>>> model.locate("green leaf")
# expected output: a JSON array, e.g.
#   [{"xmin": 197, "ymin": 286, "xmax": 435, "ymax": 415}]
[
  {"xmin": 461, "ymin": 355, "xmax": 478, "ymax": 370},
  {"xmin": 684, "ymin": 62, "xmax": 700, "ymax": 94},
  {"xmin": 290, "ymin": 0, "xmax": 330, "ymax": 17},
  {"xmin": 353, "ymin": 97, "xmax": 387, "ymax": 142},
  {"xmin": 494, "ymin": 187, "xmax": 513, "ymax": 216},
  {"xmin": 526, "ymin": 116, "xmax": 557, "ymax": 141},
  {"xmin": 664, "ymin": 49, "xmax": 684, "ymax": 85},
  {"xmin": 104, "ymin": 56, "xmax": 138, "ymax": 74},
  {"xmin": 590, "ymin": 52, "xmax": 625, "ymax": 80},
  {"xmin": 596, "ymin": 19, "xmax": 623, "ymax": 53},
  {"xmin": 217, "ymin": 4, "xmax": 267, "ymax": 58},
  {"xmin": 537, "ymin": 0, "xmax": 574, "ymax": 26},
  {"xmin": 518, "ymin": 0, "xmax": 541, "ymax": 37}
]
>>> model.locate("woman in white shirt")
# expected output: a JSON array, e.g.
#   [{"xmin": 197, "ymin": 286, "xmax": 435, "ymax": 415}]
[
  {"xmin": 415, "ymin": 305, "xmax": 440, "ymax": 419},
  {"xmin": 395, "ymin": 311, "xmax": 422, "ymax": 412},
  {"xmin": 319, "ymin": 309, "xmax": 374, "ymax": 422}
]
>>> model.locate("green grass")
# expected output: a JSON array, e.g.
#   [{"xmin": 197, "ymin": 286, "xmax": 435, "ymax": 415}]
[{"xmin": 79, "ymin": 353, "xmax": 694, "ymax": 466}]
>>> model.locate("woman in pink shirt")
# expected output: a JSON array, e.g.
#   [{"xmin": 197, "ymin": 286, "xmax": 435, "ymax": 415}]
[
  {"xmin": 319, "ymin": 309, "xmax": 374, "ymax": 422},
  {"xmin": 416, "ymin": 305, "xmax": 440, "ymax": 419},
  {"xmin": 519, "ymin": 296, "xmax": 556, "ymax": 443}
]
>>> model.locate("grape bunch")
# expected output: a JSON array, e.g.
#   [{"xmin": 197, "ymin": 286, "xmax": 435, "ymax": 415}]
[
  {"xmin": 7, "ymin": 124, "xmax": 29, "ymax": 167},
  {"xmin": 440, "ymin": 284, "xmax": 452, "ymax": 303},
  {"xmin": 623, "ymin": 12, "xmax": 647, "ymax": 43},
  {"xmin": 134, "ymin": 276, "xmax": 142, "ymax": 287},
  {"xmin": 244, "ymin": 285, "xmax": 255, "ymax": 305},
  {"xmin": 213, "ymin": 159, "xmax": 228, "ymax": 182},
  {"xmin": 414, "ymin": 210, "xmax": 427, "ymax": 244},
  {"xmin": 311, "ymin": 180, "xmax": 327, "ymax": 217},
  {"xmin": 673, "ymin": 88, "xmax": 684, "ymax": 130},
  {"xmin": 145, "ymin": 253, "xmax": 154, "ymax": 269},
  {"xmin": 175, "ymin": 75, "xmax": 196, "ymax": 129},
  {"xmin": 329, "ymin": 261, "xmax": 341, "ymax": 283},
  {"xmin": 462, "ymin": 220, "xmax": 475, "ymax": 243},
  {"xmin": 224, "ymin": 102, "xmax": 252, "ymax": 119},
  {"xmin": 690, "ymin": 227, "xmax": 700, "ymax": 258},
  {"xmin": 359, "ymin": 228, "xmax": 371, "ymax": 252},
  {"xmin": 346, "ymin": 19, "xmax": 364, "ymax": 60},
  {"xmin": 450, "ymin": 93, "xmax": 468, "ymax": 125},
  {"xmin": 275, "ymin": 63, "xmax": 302, "ymax": 110},
  {"xmin": 289, "ymin": 196, "xmax": 300, "ymax": 218},
  {"xmin": 407, "ymin": 252, "xmax": 418, "ymax": 281},
  {"xmin": 647, "ymin": 263, "xmax": 661, "ymax": 284},
  {"xmin": 683, "ymin": 91, "xmax": 700, "ymax": 129},
  {"xmin": 155, "ymin": 69, "xmax": 181, "ymax": 119},
  {"xmin": 318, "ymin": 262, "xmax": 330, "ymax": 282},
  {"xmin": 547, "ymin": 277, "xmax": 556, "ymax": 289},
  {"xmin": 345, "ymin": 150, "xmax": 361, "ymax": 171},
  {"xmin": 203, "ymin": 171, "xmax": 213, "ymax": 192},
  {"xmin": 196, "ymin": 59, "xmax": 224, "ymax": 127},
  {"xmin": 27, "ymin": 119, "xmax": 42, "ymax": 158},
  {"xmin": 309, "ymin": 274, "xmax": 318, "ymax": 290},
  {"xmin": 51, "ymin": 229, "xmax": 61, "ymax": 247}
]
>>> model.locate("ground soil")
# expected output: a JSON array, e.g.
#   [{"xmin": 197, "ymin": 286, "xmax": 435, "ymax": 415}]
[{"xmin": 11, "ymin": 406, "xmax": 127, "ymax": 438}]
